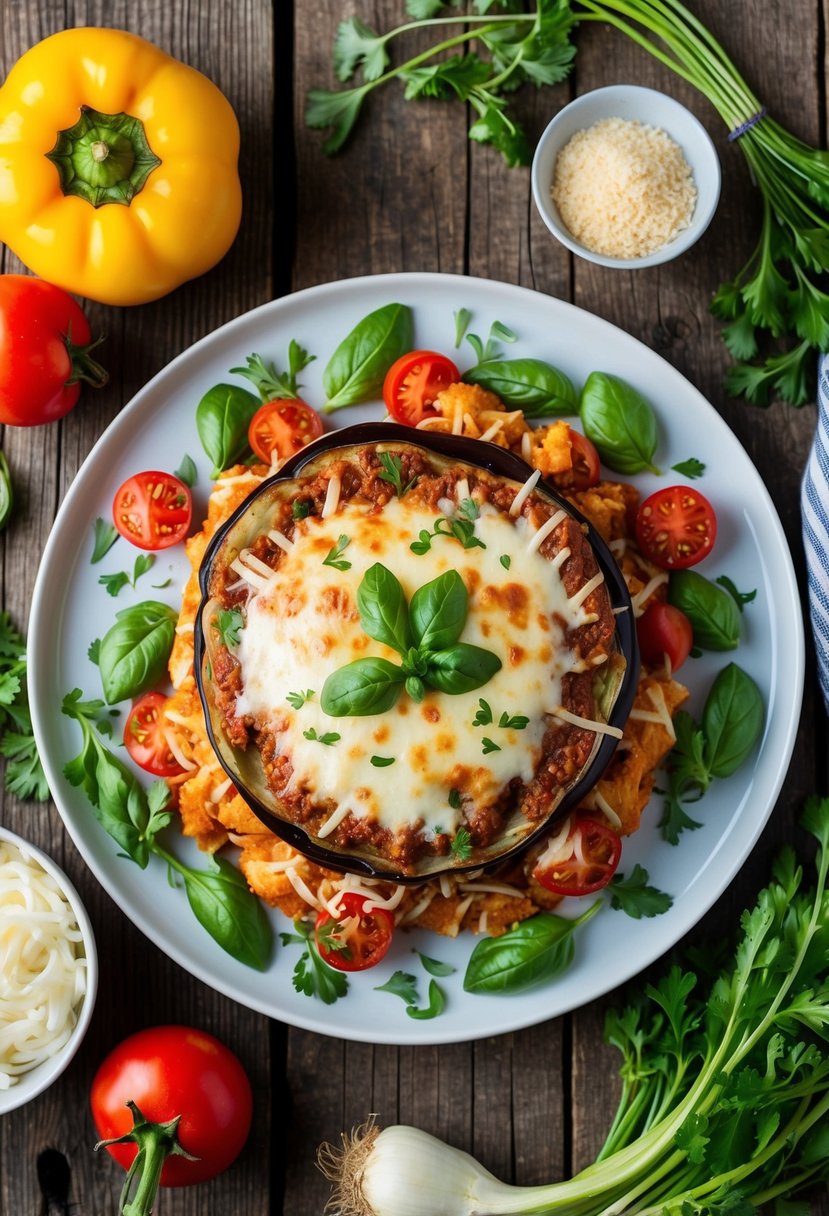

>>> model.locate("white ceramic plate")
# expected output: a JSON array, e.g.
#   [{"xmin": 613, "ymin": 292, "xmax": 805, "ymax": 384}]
[{"xmin": 29, "ymin": 273, "xmax": 804, "ymax": 1046}]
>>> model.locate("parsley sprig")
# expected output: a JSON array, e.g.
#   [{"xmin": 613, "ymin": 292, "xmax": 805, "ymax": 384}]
[
  {"xmin": 0, "ymin": 613, "xmax": 48, "ymax": 801},
  {"xmin": 230, "ymin": 340, "xmax": 315, "ymax": 401},
  {"xmin": 410, "ymin": 515, "xmax": 485, "ymax": 555},
  {"xmin": 377, "ymin": 450, "xmax": 417, "ymax": 497},
  {"xmin": 307, "ymin": 3, "xmax": 577, "ymax": 167},
  {"xmin": 280, "ymin": 919, "xmax": 348, "ymax": 1005}
]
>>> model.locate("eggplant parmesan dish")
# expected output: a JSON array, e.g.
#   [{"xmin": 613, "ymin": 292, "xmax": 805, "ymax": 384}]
[{"xmin": 163, "ymin": 391, "xmax": 686, "ymax": 942}]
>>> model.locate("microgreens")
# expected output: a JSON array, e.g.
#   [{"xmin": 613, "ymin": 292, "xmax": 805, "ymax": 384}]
[
  {"xmin": 499, "ymin": 554, "xmax": 511, "ymax": 570},
  {"xmin": 448, "ymin": 787, "xmax": 462, "ymax": 810},
  {"xmin": 377, "ymin": 450, "xmax": 418, "ymax": 497},
  {"xmin": 286, "ymin": 688, "xmax": 315, "ymax": 710},
  {"xmin": 303, "ymin": 727, "xmax": 341, "ymax": 746},
  {"xmin": 481, "ymin": 737, "xmax": 501, "ymax": 755},
  {"xmin": 98, "ymin": 553, "xmax": 156, "ymax": 598},
  {"xmin": 292, "ymin": 500, "xmax": 311, "ymax": 520},
  {"xmin": 410, "ymin": 515, "xmax": 485, "ymax": 555}
]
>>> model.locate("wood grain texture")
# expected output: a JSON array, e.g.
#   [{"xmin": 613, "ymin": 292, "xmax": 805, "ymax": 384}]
[{"xmin": 1, "ymin": 0, "xmax": 828, "ymax": 1213}]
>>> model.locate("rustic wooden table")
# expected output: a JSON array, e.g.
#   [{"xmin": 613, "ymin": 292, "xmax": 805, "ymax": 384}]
[{"xmin": 1, "ymin": 1, "xmax": 827, "ymax": 1212}]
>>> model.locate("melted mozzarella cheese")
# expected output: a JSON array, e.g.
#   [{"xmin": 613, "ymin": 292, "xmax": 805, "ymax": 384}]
[{"xmin": 235, "ymin": 496, "xmax": 592, "ymax": 836}]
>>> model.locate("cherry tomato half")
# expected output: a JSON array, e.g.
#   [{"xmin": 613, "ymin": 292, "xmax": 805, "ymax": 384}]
[
  {"xmin": 532, "ymin": 814, "xmax": 622, "ymax": 897},
  {"xmin": 382, "ymin": 350, "xmax": 460, "ymax": 425},
  {"xmin": 635, "ymin": 485, "xmax": 717, "ymax": 570},
  {"xmin": 636, "ymin": 600, "xmax": 694, "ymax": 671},
  {"xmin": 315, "ymin": 892, "xmax": 394, "ymax": 972},
  {"xmin": 551, "ymin": 428, "xmax": 602, "ymax": 492},
  {"xmin": 0, "ymin": 275, "xmax": 108, "ymax": 427},
  {"xmin": 124, "ymin": 692, "xmax": 185, "ymax": 778},
  {"xmin": 113, "ymin": 470, "xmax": 192, "ymax": 551},
  {"xmin": 91, "ymin": 1025, "xmax": 252, "ymax": 1189},
  {"xmin": 248, "ymin": 398, "xmax": 324, "ymax": 464}
]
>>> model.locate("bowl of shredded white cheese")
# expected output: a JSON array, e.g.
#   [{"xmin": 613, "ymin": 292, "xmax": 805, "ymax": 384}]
[
  {"xmin": 531, "ymin": 84, "xmax": 721, "ymax": 269},
  {"xmin": 0, "ymin": 827, "xmax": 97, "ymax": 1113}
]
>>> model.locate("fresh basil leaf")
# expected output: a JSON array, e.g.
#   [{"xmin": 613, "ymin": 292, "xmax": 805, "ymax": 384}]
[
  {"xmin": 425, "ymin": 643, "xmax": 502, "ymax": 695},
  {"xmin": 579, "ymin": 371, "xmax": 660, "ymax": 474},
  {"xmin": 174, "ymin": 454, "xmax": 198, "ymax": 487},
  {"xmin": 454, "ymin": 307, "xmax": 473, "ymax": 348},
  {"xmin": 668, "ymin": 570, "xmax": 741, "ymax": 650},
  {"xmin": 62, "ymin": 692, "xmax": 150, "ymax": 867},
  {"xmin": 406, "ymin": 978, "xmax": 446, "ymax": 1019},
  {"xmin": 410, "ymin": 569, "xmax": 467, "ymax": 651},
  {"xmin": 464, "ymin": 906, "xmax": 598, "ymax": 994},
  {"xmin": 196, "ymin": 383, "xmax": 260, "ymax": 478},
  {"xmin": 97, "ymin": 601, "xmax": 178, "ymax": 704},
  {"xmin": 91, "ymin": 517, "xmax": 119, "ymax": 564},
  {"xmin": 702, "ymin": 663, "xmax": 764, "ymax": 779},
  {"xmin": 464, "ymin": 358, "xmax": 578, "ymax": 416},
  {"xmin": 405, "ymin": 675, "xmax": 426, "ymax": 702},
  {"xmin": 321, "ymin": 656, "xmax": 404, "ymax": 716},
  {"xmin": 323, "ymin": 303, "xmax": 413, "ymax": 410},
  {"xmin": 416, "ymin": 951, "xmax": 456, "ymax": 977},
  {"xmin": 357, "ymin": 563, "xmax": 411, "ymax": 655},
  {"xmin": 179, "ymin": 854, "xmax": 273, "ymax": 970}
]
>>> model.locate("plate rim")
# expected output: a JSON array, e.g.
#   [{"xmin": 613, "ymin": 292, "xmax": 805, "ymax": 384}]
[{"xmin": 28, "ymin": 271, "xmax": 805, "ymax": 1044}]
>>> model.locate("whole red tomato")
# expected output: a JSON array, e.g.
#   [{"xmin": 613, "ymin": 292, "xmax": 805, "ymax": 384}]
[
  {"xmin": 91, "ymin": 1025, "xmax": 252, "ymax": 1199},
  {"xmin": 0, "ymin": 274, "xmax": 108, "ymax": 426}
]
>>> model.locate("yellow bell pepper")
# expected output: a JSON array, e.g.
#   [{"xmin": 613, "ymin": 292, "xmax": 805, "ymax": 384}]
[{"xmin": 0, "ymin": 28, "xmax": 242, "ymax": 306}]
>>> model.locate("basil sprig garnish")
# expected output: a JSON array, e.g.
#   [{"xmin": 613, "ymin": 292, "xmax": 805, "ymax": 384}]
[
  {"xmin": 668, "ymin": 569, "xmax": 742, "ymax": 651},
  {"xmin": 463, "ymin": 901, "xmax": 602, "ymax": 995},
  {"xmin": 196, "ymin": 382, "xmax": 260, "ymax": 478},
  {"xmin": 62, "ymin": 691, "xmax": 272, "ymax": 970},
  {"xmin": 321, "ymin": 565, "xmax": 501, "ymax": 717}
]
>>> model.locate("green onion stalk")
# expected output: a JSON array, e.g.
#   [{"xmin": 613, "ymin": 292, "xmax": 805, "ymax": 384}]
[
  {"xmin": 575, "ymin": 0, "xmax": 829, "ymax": 406},
  {"xmin": 318, "ymin": 797, "xmax": 829, "ymax": 1216}
]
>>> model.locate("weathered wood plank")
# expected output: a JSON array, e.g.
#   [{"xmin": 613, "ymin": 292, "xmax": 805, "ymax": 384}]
[{"xmin": 0, "ymin": 1, "xmax": 274, "ymax": 1213}]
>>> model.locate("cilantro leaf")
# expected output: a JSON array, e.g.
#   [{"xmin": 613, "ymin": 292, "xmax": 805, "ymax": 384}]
[
  {"xmin": 216, "ymin": 608, "xmax": 244, "ymax": 649},
  {"xmin": 671, "ymin": 457, "xmax": 706, "ymax": 479},
  {"xmin": 0, "ymin": 613, "xmax": 47, "ymax": 801},
  {"xmin": 375, "ymin": 970, "xmax": 419, "ymax": 1004},
  {"xmin": 286, "ymin": 688, "xmax": 315, "ymax": 710},
  {"xmin": 332, "ymin": 16, "xmax": 390, "ymax": 82}
]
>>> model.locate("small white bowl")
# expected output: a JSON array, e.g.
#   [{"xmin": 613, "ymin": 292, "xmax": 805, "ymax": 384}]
[
  {"xmin": 531, "ymin": 84, "xmax": 721, "ymax": 269},
  {"xmin": 0, "ymin": 826, "xmax": 98, "ymax": 1115}
]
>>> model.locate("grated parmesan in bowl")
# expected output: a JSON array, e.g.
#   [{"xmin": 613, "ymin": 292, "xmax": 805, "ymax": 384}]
[
  {"xmin": 531, "ymin": 84, "xmax": 721, "ymax": 270},
  {"xmin": 0, "ymin": 827, "xmax": 97, "ymax": 1114}
]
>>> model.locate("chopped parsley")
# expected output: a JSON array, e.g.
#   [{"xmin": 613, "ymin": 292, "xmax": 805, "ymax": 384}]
[
  {"xmin": 370, "ymin": 754, "xmax": 396, "ymax": 767},
  {"xmin": 499, "ymin": 554, "xmax": 511, "ymax": 570},
  {"xmin": 481, "ymin": 736, "xmax": 501, "ymax": 755},
  {"xmin": 499, "ymin": 710, "xmax": 529, "ymax": 730},
  {"xmin": 280, "ymin": 920, "xmax": 348, "ymax": 1004},
  {"xmin": 377, "ymin": 450, "xmax": 417, "ymax": 497},
  {"xmin": 671, "ymin": 457, "xmax": 706, "ymax": 479},
  {"xmin": 90, "ymin": 517, "xmax": 119, "ymax": 564},
  {"xmin": 410, "ymin": 516, "xmax": 485, "ymax": 555},
  {"xmin": 286, "ymin": 688, "xmax": 315, "ymax": 710},
  {"xmin": 609, "ymin": 865, "xmax": 673, "ymax": 919},
  {"xmin": 215, "ymin": 608, "xmax": 244, "ymax": 649},
  {"xmin": 448, "ymin": 787, "xmax": 462, "ymax": 809},
  {"xmin": 322, "ymin": 534, "xmax": 352, "ymax": 570},
  {"xmin": 450, "ymin": 827, "xmax": 473, "ymax": 861},
  {"xmin": 473, "ymin": 698, "xmax": 493, "ymax": 726},
  {"xmin": 292, "ymin": 499, "xmax": 311, "ymax": 520},
  {"xmin": 303, "ymin": 727, "xmax": 341, "ymax": 746}
]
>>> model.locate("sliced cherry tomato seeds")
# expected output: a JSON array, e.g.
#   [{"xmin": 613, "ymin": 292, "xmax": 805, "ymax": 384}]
[
  {"xmin": 383, "ymin": 350, "xmax": 460, "ymax": 426},
  {"xmin": 635, "ymin": 485, "xmax": 717, "ymax": 570},
  {"xmin": 113, "ymin": 470, "xmax": 192, "ymax": 551},
  {"xmin": 248, "ymin": 398, "xmax": 324, "ymax": 464},
  {"xmin": 315, "ymin": 892, "xmax": 394, "ymax": 972},
  {"xmin": 124, "ymin": 692, "xmax": 185, "ymax": 778}
]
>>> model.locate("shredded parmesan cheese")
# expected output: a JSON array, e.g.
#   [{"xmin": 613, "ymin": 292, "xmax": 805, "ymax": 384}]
[
  {"xmin": 509, "ymin": 468, "xmax": 541, "ymax": 516},
  {"xmin": 527, "ymin": 509, "xmax": 567, "ymax": 554},
  {"xmin": 551, "ymin": 117, "xmax": 697, "ymax": 259},
  {"xmin": 549, "ymin": 706, "xmax": 624, "ymax": 739},
  {"xmin": 321, "ymin": 474, "xmax": 342, "ymax": 519},
  {"xmin": 0, "ymin": 841, "xmax": 87, "ymax": 1089}
]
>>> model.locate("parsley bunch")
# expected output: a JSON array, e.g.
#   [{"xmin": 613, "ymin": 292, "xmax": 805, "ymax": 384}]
[{"xmin": 0, "ymin": 612, "xmax": 48, "ymax": 801}]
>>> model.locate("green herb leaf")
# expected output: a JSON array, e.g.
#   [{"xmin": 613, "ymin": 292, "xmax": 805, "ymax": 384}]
[
  {"xmin": 448, "ymin": 787, "xmax": 462, "ymax": 809},
  {"xmin": 454, "ymin": 307, "xmax": 473, "ymax": 347},
  {"xmin": 321, "ymin": 657, "xmax": 404, "ymax": 717},
  {"xmin": 579, "ymin": 371, "xmax": 660, "ymax": 475},
  {"xmin": 481, "ymin": 736, "xmax": 501, "ymax": 754},
  {"xmin": 465, "ymin": 358, "xmax": 578, "ymax": 415},
  {"xmin": 97, "ymin": 601, "xmax": 178, "ymax": 705},
  {"xmin": 370, "ymin": 754, "xmax": 395, "ymax": 767},
  {"xmin": 473, "ymin": 698, "xmax": 493, "ymax": 727},
  {"xmin": 178, "ymin": 853, "xmax": 273, "ymax": 970},
  {"xmin": 425, "ymin": 643, "xmax": 502, "ymax": 696},
  {"xmin": 306, "ymin": 84, "xmax": 371, "ymax": 156},
  {"xmin": 230, "ymin": 344, "xmax": 315, "ymax": 402},
  {"xmin": 215, "ymin": 608, "xmax": 244, "ymax": 649},
  {"xmin": 416, "ymin": 951, "xmax": 456, "ymax": 977},
  {"xmin": 357, "ymin": 563, "xmax": 411, "ymax": 654},
  {"xmin": 286, "ymin": 688, "xmax": 315, "ymax": 710},
  {"xmin": 409, "ymin": 569, "xmax": 468, "ymax": 652},
  {"xmin": 451, "ymin": 826, "xmax": 472, "ymax": 860},
  {"xmin": 280, "ymin": 919, "xmax": 349, "ymax": 1004},
  {"xmin": 499, "ymin": 554, "xmax": 511, "ymax": 570},
  {"xmin": 671, "ymin": 457, "xmax": 706, "ymax": 479},
  {"xmin": 0, "ymin": 451, "xmax": 13, "ymax": 530},
  {"xmin": 702, "ymin": 663, "xmax": 764, "ymax": 779},
  {"xmin": 499, "ymin": 711, "xmax": 529, "ymax": 730},
  {"xmin": 406, "ymin": 978, "xmax": 447, "ymax": 1019},
  {"xmin": 99, "ymin": 553, "xmax": 156, "ymax": 598},
  {"xmin": 322, "ymin": 534, "xmax": 352, "ymax": 571},
  {"xmin": 374, "ymin": 970, "xmax": 419, "ymax": 1004},
  {"xmin": 196, "ymin": 383, "xmax": 260, "ymax": 478},
  {"xmin": 292, "ymin": 500, "xmax": 311, "ymax": 520},
  {"xmin": 668, "ymin": 569, "xmax": 741, "ymax": 651},
  {"xmin": 609, "ymin": 865, "xmax": 673, "ymax": 919},
  {"xmin": 458, "ymin": 497, "xmax": 479, "ymax": 521},
  {"xmin": 464, "ymin": 903, "xmax": 601, "ymax": 994},
  {"xmin": 323, "ymin": 303, "xmax": 413, "ymax": 410},
  {"xmin": 715, "ymin": 575, "xmax": 757, "ymax": 612},
  {"xmin": 91, "ymin": 517, "xmax": 119, "ymax": 564},
  {"xmin": 302, "ymin": 727, "xmax": 341, "ymax": 746},
  {"xmin": 174, "ymin": 454, "xmax": 198, "ymax": 487},
  {"xmin": 332, "ymin": 16, "xmax": 389, "ymax": 82},
  {"xmin": 377, "ymin": 450, "xmax": 417, "ymax": 497}
]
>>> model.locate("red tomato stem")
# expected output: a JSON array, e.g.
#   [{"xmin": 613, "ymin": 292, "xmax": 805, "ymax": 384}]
[{"xmin": 96, "ymin": 1099, "xmax": 199, "ymax": 1216}]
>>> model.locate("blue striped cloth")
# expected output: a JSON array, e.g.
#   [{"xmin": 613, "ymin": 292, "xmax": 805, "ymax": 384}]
[{"xmin": 802, "ymin": 353, "xmax": 829, "ymax": 713}]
